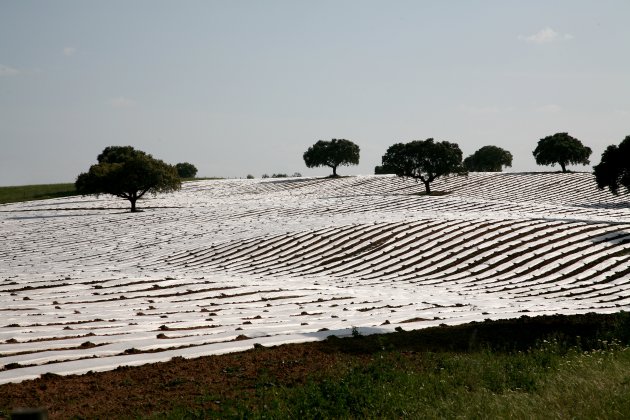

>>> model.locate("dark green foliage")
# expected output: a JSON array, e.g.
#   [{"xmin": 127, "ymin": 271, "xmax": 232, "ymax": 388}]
[
  {"xmin": 533, "ymin": 132, "xmax": 592, "ymax": 172},
  {"xmin": 594, "ymin": 135, "xmax": 630, "ymax": 196},
  {"xmin": 276, "ymin": 351, "xmax": 553, "ymax": 417},
  {"xmin": 374, "ymin": 165, "xmax": 395, "ymax": 175},
  {"xmin": 381, "ymin": 138, "xmax": 465, "ymax": 193},
  {"xmin": 75, "ymin": 146, "xmax": 181, "ymax": 212},
  {"xmin": 464, "ymin": 145, "xmax": 513, "ymax": 172},
  {"xmin": 303, "ymin": 138, "xmax": 360, "ymax": 177},
  {"xmin": 175, "ymin": 162, "xmax": 198, "ymax": 178}
]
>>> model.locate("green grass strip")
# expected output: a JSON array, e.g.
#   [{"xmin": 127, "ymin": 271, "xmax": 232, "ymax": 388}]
[{"xmin": 0, "ymin": 183, "xmax": 78, "ymax": 204}]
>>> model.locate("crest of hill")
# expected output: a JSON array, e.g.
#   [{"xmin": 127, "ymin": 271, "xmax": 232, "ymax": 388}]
[{"xmin": 185, "ymin": 172, "xmax": 628, "ymax": 210}]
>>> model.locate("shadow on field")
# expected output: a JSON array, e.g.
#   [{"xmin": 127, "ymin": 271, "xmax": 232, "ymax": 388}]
[
  {"xmin": 23, "ymin": 199, "xmax": 104, "ymax": 207},
  {"xmin": 578, "ymin": 201, "xmax": 630, "ymax": 211},
  {"xmin": 8, "ymin": 214, "xmax": 106, "ymax": 220},
  {"xmin": 319, "ymin": 312, "xmax": 630, "ymax": 355},
  {"xmin": 3, "ymin": 206, "xmax": 186, "ymax": 218}
]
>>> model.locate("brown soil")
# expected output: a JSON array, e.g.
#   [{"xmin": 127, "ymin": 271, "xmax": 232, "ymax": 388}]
[
  {"xmin": 0, "ymin": 340, "xmax": 365, "ymax": 419},
  {"xmin": 2, "ymin": 312, "xmax": 629, "ymax": 419}
]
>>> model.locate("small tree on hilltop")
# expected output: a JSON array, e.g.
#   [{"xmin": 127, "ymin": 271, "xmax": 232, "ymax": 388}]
[
  {"xmin": 75, "ymin": 146, "xmax": 181, "ymax": 212},
  {"xmin": 533, "ymin": 133, "xmax": 592, "ymax": 173},
  {"xmin": 381, "ymin": 138, "xmax": 465, "ymax": 194},
  {"xmin": 464, "ymin": 145, "xmax": 513, "ymax": 172},
  {"xmin": 303, "ymin": 138, "xmax": 360, "ymax": 177},
  {"xmin": 175, "ymin": 162, "xmax": 198, "ymax": 178},
  {"xmin": 594, "ymin": 135, "xmax": 630, "ymax": 196}
]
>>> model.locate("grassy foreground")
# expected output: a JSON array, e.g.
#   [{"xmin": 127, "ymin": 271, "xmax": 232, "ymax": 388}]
[
  {"xmin": 179, "ymin": 342, "xmax": 630, "ymax": 419},
  {"xmin": 154, "ymin": 312, "xmax": 630, "ymax": 419},
  {"xmin": 0, "ymin": 183, "xmax": 78, "ymax": 204},
  {"xmin": 1, "ymin": 312, "xmax": 629, "ymax": 419}
]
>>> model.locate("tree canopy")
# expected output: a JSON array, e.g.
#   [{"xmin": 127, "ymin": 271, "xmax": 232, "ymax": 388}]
[
  {"xmin": 175, "ymin": 162, "xmax": 198, "ymax": 178},
  {"xmin": 75, "ymin": 146, "xmax": 181, "ymax": 212},
  {"xmin": 533, "ymin": 133, "xmax": 592, "ymax": 173},
  {"xmin": 381, "ymin": 138, "xmax": 465, "ymax": 194},
  {"xmin": 593, "ymin": 135, "xmax": 630, "ymax": 196},
  {"xmin": 464, "ymin": 145, "xmax": 513, "ymax": 172},
  {"xmin": 303, "ymin": 139, "xmax": 360, "ymax": 177},
  {"xmin": 374, "ymin": 165, "xmax": 396, "ymax": 175}
]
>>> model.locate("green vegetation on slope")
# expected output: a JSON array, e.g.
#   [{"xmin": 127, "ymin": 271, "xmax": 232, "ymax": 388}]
[
  {"xmin": 231, "ymin": 342, "xmax": 630, "ymax": 419},
  {"xmin": 0, "ymin": 183, "xmax": 78, "ymax": 204},
  {"xmin": 153, "ymin": 312, "xmax": 630, "ymax": 419}
]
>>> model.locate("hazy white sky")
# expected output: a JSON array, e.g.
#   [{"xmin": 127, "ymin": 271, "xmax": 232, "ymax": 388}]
[{"xmin": 1, "ymin": 1, "xmax": 628, "ymax": 185}]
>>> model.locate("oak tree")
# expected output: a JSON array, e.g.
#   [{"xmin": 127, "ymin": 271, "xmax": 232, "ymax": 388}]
[
  {"xmin": 594, "ymin": 135, "xmax": 630, "ymax": 196},
  {"xmin": 533, "ymin": 133, "xmax": 591, "ymax": 173},
  {"xmin": 175, "ymin": 162, "xmax": 198, "ymax": 178},
  {"xmin": 303, "ymin": 139, "xmax": 360, "ymax": 177},
  {"xmin": 381, "ymin": 138, "xmax": 465, "ymax": 194},
  {"xmin": 464, "ymin": 145, "xmax": 513, "ymax": 172},
  {"xmin": 75, "ymin": 146, "xmax": 181, "ymax": 212}
]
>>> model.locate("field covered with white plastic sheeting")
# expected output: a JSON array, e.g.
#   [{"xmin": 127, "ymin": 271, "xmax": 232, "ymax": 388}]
[{"xmin": 1, "ymin": 172, "xmax": 629, "ymax": 384}]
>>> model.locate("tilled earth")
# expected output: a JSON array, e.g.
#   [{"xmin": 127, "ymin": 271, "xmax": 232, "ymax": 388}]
[
  {"xmin": 2, "ymin": 308, "xmax": 629, "ymax": 419},
  {"xmin": 0, "ymin": 340, "xmax": 362, "ymax": 419}
]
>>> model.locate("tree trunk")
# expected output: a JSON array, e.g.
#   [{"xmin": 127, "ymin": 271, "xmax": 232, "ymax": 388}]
[
  {"xmin": 130, "ymin": 198, "xmax": 137, "ymax": 212},
  {"xmin": 424, "ymin": 180, "xmax": 431, "ymax": 195},
  {"xmin": 560, "ymin": 162, "xmax": 567, "ymax": 173},
  {"xmin": 332, "ymin": 166, "xmax": 338, "ymax": 177}
]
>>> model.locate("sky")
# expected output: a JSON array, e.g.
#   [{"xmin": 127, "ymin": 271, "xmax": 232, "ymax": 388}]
[{"xmin": 1, "ymin": 1, "xmax": 629, "ymax": 185}]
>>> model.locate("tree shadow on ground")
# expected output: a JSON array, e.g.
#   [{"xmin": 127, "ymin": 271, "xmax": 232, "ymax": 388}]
[
  {"xmin": 576, "ymin": 201, "xmax": 630, "ymax": 211},
  {"xmin": 318, "ymin": 312, "xmax": 630, "ymax": 355}
]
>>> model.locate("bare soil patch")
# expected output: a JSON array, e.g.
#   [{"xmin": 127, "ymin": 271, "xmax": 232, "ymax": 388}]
[{"xmin": 1, "ymin": 312, "xmax": 629, "ymax": 419}]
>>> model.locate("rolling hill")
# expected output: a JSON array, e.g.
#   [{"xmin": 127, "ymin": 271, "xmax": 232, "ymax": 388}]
[{"xmin": 1, "ymin": 172, "xmax": 629, "ymax": 384}]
